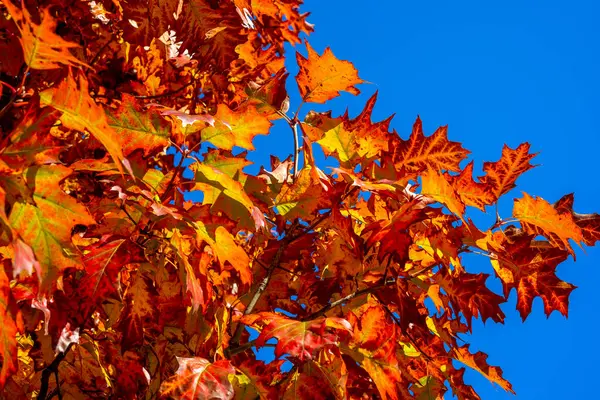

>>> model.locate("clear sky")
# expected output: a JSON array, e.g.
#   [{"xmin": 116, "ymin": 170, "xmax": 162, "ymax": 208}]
[{"xmin": 240, "ymin": 1, "xmax": 600, "ymax": 398}]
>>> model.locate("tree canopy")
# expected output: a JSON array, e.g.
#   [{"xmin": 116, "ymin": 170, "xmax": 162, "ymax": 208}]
[{"xmin": 0, "ymin": 0, "xmax": 598, "ymax": 399}]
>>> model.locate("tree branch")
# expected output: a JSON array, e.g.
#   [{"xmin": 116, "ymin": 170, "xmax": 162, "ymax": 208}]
[
  {"xmin": 37, "ymin": 343, "xmax": 75, "ymax": 400},
  {"xmin": 304, "ymin": 279, "xmax": 397, "ymax": 321}
]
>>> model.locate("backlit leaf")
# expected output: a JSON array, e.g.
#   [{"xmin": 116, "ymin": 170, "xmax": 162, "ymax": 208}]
[
  {"xmin": 391, "ymin": 117, "xmax": 470, "ymax": 173},
  {"xmin": 4, "ymin": 2, "xmax": 87, "ymax": 70},
  {"xmin": 8, "ymin": 166, "xmax": 95, "ymax": 290},
  {"xmin": 295, "ymin": 41, "xmax": 363, "ymax": 103},
  {"xmin": 453, "ymin": 345, "xmax": 514, "ymax": 394},
  {"xmin": 40, "ymin": 73, "xmax": 130, "ymax": 175},
  {"xmin": 201, "ymin": 104, "xmax": 272, "ymax": 151},
  {"xmin": 160, "ymin": 357, "xmax": 235, "ymax": 400},
  {"xmin": 513, "ymin": 193, "xmax": 583, "ymax": 254},
  {"xmin": 479, "ymin": 143, "xmax": 538, "ymax": 199}
]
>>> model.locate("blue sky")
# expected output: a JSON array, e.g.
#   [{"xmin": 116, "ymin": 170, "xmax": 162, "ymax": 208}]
[{"xmin": 240, "ymin": 1, "xmax": 600, "ymax": 398}]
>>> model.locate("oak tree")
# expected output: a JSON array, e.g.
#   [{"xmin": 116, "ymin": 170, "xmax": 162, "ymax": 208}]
[{"xmin": 0, "ymin": 0, "xmax": 598, "ymax": 399}]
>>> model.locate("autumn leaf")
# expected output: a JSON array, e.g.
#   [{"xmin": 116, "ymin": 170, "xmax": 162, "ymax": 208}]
[
  {"xmin": 343, "ymin": 298, "xmax": 407, "ymax": 400},
  {"xmin": 554, "ymin": 193, "xmax": 600, "ymax": 246},
  {"xmin": 200, "ymin": 104, "xmax": 272, "ymax": 151},
  {"xmin": 194, "ymin": 221, "xmax": 252, "ymax": 288},
  {"xmin": 453, "ymin": 345, "xmax": 514, "ymax": 394},
  {"xmin": 491, "ymin": 234, "xmax": 574, "ymax": 319},
  {"xmin": 3, "ymin": 2, "xmax": 87, "ymax": 70},
  {"xmin": 116, "ymin": 272, "xmax": 155, "ymax": 350},
  {"xmin": 107, "ymin": 95, "xmax": 170, "ymax": 156},
  {"xmin": 170, "ymin": 228, "xmax": 213, "ymax": 313},
  {"xmin": 8, "ymin": 165, "xmax": 95, "ymax": 290},
  {"xmin": 160, "ymin": 357, "xmax": 235, "ymax": 400},
  {"xmin": 479, "ymin": 143, "xmax": 538, "ymax": 199},
  {"xmin": 391, "ymin": 117, "xmax": 470, "ymax": 173},
  {"xmin": 274, "ymin": 165, "xmax": 328, "ymax": 219},
  {"xmin": 295, "ymin": 41, "xmax": 363, "ymax": 103},
  {"xmin": 39, "ymin": 73, "xmax": 131, "ymax": 175},
  {"xmin": 420, "ymin": 168, "xmax": 466, "ymax": 218},
  {"xmin": 435, "ymin": 269, "xmax": 506, "ymax": 328},
  {"xmin": 451, "ymin": 161, "xmax": 496, "ymax": 211},
  {"xmin": 0, "ymin": 0, "xmax": 597, "ymax": 398},
  {"xmin": 192, "ymin": 160, "xmax": 265, "ymax": 230},
  {"xmin": 317, "ymin": 93, "xmax": 391, "ymax": 166},
  {"xmin": 241, "ymin": 312, "xmax": 351, "ymax": 361},
  {"xmin": 513, "ymin": 192, "xmax": 583, "ymax": 254}
]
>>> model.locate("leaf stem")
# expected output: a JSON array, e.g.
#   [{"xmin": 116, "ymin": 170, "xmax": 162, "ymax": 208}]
[{"xmin": 291, "ymin": 121, "xmax": 299, "ymax": 177}]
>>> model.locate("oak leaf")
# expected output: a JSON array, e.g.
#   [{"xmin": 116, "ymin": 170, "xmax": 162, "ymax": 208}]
[
  {"xmin": 4, "ymin": 2, "xmax": 87, "ymax": 70},
  {"xmin": 8, "ymin": 166, "xmax": 95, "ymax": 290},
  {"xmin": 513, "ymin": 192, "xmax": 583, "ymax": 254},
  {"xmin": 107, "ymin": 95, "xmax": 170, "ymax": 156},
  {"xmin": 554, "ymin": 193, "xmax": 600, "ymax": 246},
  {"xmin": 160, "ymin": 357, "xmax": 235, "ymax": 400},
  {"xmin": 295, "ymin": 41, "xmax": 363, "ymax": 103},
  {"xmin": 317, "ymin": 92, "xmax": 391, "ymax": 166},
  {"xmin": 453, "ymin": 345, "xmax": 514, "ymax": 394},
  {"xmin": 479, "ymin": 143, "xmax": 538, "ymax": 199},
  {"xmin": 241, "ymin": 312, "xmax": 351, "ymax": 361},
  {"xmin": 492, "ymin": 234, "xmax": 574, "ymax": 319},
  {"xmin": 391, "ymin": 117, "xmax": 469, "ymax": 173},
  {"xmin": 200, "ymin": 104, "xmax": 272, "ymax": 151},
  {"xmin": 40, "ymin": 73, "xmax": 131, "ymax": 175}
]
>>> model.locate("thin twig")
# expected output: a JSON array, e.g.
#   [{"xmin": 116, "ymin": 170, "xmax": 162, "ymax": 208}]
[
  {"xmin": 291, "ymin": 121, "xmax": 299, "ymax": 177},
  {"xmin": 230, "ymin": 241, "xmax": 290, "ymax": 346},
  {"xmin": 303, "ymin": 279, "xmax": 397, "ymax": 321},
  {"xmin": 88, "ymin": 35, "xmax": 114, "ymax": 67},
  {"xmin": 0, "ymin": 80, "xmax": 17, "ymax": 94}
]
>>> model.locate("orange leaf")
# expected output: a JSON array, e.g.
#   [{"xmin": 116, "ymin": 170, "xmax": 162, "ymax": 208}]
[
  {"xmin": 4, "ymin": 2, "xmax": 88, "ymax": 70},
  {"xmin": 116, "ymin": 272, "xmax": 155, "ymax": 351},
  {"xmin": 107, "ymin": 95, "xmax": 170, "ymax": 156},
  {"xmin": 8, "ymin": 166, "xmax": 95, "ymax": 291},
  {"xmin": 241, "ymin": 312, "xmax": 351, "ymax": 361},
  {"xmin": 513, "ymin": 192, "xmax": 583, "ymax": 254},
  {"xmin": 391, "ymin": 117, "xmax": 470, "ymax": 173},
  {"xmin": 317, "ymin": 92, "xmax": 391, "ymax": 166},
  {"xmin": 554, "ymin": 193, "xmax": 600, "ymax": 246},
  {"xmin": 435, "ymin": 269, "xmax": 505, "ymax": 328},
  {"xmin": 295, "ymin": 41, "xmax": 363, "ymax": 103},
  {"xmin": 420, "ymin": 168, "xmax": 466, "ymax": 218},
  {"xmin": 453, "ymin": 345, "xmax": 514, "ymax": 394},
  {"xmin": 200, "ymin": 104, "xmax": 272, "ymax": 150},
  {"xmin": 491, "ymin": 234, "xmax": 574, "ymax": 319},
  {"xmin": 479, "ymin": 143, "xmax": 538, "ymax": 199},
  {"xmin": 39, "ymin": 73, "xmax": 130, "ymax": 175},
  {"xmin": 451, "ymin": 161, "xmax": 496, "ymax": 211}
]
